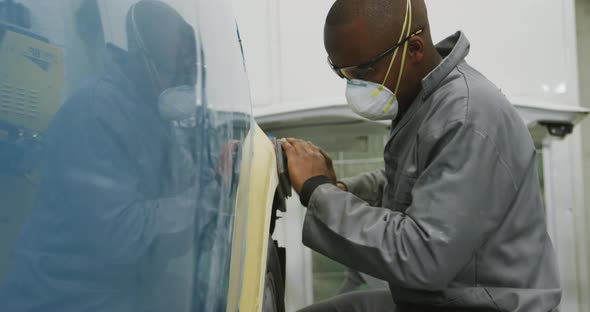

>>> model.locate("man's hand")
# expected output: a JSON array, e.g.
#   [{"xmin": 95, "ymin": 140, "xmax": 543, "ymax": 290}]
[
  {"xmin": 281, "ymin": 138, "xmax": 334, "ymax": 194},
  {"xmin": 319, "ymin": 149, "xmax": 338, "ymax": 185}
]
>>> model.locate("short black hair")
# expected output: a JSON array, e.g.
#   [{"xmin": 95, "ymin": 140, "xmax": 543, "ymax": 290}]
[
  {"xmin": 326, "ymin": 0, "xmax": 402, "ymax": 35},
  {"xmin": 326, "ymin": 0, "xmax": 428, "ymax": 40}
]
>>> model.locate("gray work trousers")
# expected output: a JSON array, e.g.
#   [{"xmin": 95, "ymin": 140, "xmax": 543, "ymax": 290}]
[{"xmin": 298, "ymin": 290, "xmax": 395, "ymax": 312}]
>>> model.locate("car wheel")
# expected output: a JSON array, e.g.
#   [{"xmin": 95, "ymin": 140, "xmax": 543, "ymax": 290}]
[{"xmin": 262, "ymin": 239, "xmax": 285, "ymax": 312}]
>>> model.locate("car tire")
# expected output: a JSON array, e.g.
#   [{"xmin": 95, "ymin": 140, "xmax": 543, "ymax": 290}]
[{"xmin": 262, "ymin": 238, "xmax": 285, "ymax": 312}]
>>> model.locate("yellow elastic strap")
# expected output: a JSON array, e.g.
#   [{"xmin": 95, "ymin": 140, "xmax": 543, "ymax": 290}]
[
  {"xmin": 375, "ymin": 0, "xmax": 412, "ymax": 95},
  {"xmin": 382, "ymin": 41, "xmax": 408, "ymax": 112},
  {"xmin": 373, "ymin": 0, "xmax": 411, "ymax": 99},
  {"xmin": 382, "ymin": 94, "xmax": 397, "ymax": 112},
  {"xmin": 382, "ymin": 0, "xmax": 412, "ymax": 112},
  {"xmin": 393, "ymin": 0, "xmax": 412, "ymax": 95}
]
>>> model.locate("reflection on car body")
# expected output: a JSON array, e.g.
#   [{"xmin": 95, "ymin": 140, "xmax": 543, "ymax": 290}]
[{"xmin": 0, "ymin": 0, "xmax": 261, "ymax": 311}]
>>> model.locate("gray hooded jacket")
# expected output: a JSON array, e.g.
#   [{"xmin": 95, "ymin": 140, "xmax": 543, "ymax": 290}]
[{"xmin": 302, "ymin": 32, "xmax": 561, "ymax": 312}]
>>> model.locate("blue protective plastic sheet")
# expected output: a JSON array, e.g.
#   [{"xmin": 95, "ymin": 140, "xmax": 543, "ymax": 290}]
[{"xmin": 0, "ymin": 0, "xmax": 252, "ymax": 311}]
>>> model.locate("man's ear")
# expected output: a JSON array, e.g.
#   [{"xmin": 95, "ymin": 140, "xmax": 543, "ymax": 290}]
[{"xmin": 408, "ymin": 37, "xmax": 424, "ymax": 63}]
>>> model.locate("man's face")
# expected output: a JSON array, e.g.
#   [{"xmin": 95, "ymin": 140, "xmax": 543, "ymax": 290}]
[
  {"xmin": 324, "ymin": 18, "xmax": 414, "ymax": 106},
  {"xmin": 150, "ymin": 24, "xmax": 196, "ymax": 89},
  {"xmin": 172, "ymin": 26, "xmax": 197, "ymax": 87},
  {"xmin": 152, "ymin": 26, "xmax": 184, "ymax": 88},
  {"xmin": 129, "ymin": 2, "xmax": 197, "ymax": 92}
]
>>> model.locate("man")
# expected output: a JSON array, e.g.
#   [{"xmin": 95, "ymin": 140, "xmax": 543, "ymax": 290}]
[
  {"xmin": 282, "ymin": 0, "xmax": 561, "ymax": 311},
  {"xmin": 0, "ymin": 1, "xmax": 231, "ymax": 311}
]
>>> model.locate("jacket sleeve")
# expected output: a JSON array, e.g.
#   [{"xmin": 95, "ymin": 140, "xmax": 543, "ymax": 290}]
[
  {"xmin": 339, "ymin": 168, "xmax": 386, "ymax": 206},
  {"xmin": 302, "ymin": 121, "xmax": 518, "ymax": 290}
]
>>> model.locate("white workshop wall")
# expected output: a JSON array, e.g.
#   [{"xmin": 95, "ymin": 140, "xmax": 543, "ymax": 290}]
[
  {"xmin": 235, "ymin": 0, "xmax": 582, "ymax": 111},
  {"xmin": 427, "ymin": 0, "xmax": 580, "ymax": 107},
  {"xmin": 577, "ymin": 0, "xmax": 590, "ymax": 310},
  {"xmin": 234, "ymin": 0, "xmax": 341, "ymax": 112}
]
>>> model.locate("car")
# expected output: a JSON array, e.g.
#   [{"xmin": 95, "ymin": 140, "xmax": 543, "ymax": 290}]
[{"xmin": 0, "ymin": 0, "xmax": 286, "ymax": 311}]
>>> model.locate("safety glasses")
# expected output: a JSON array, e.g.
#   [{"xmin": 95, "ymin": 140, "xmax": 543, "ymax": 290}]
[{"xmin": 328, "ymin": 28, "xmax": 424, "ymax": 80}]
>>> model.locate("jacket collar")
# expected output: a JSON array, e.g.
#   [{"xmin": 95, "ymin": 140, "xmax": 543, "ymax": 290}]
[
  {"xmin": 421, "ymin": 31, "xmax": 471, "ymax": 100},
  {"xmin": 388, "ymin": 31, "xmax": 470, "ymax": 140}
]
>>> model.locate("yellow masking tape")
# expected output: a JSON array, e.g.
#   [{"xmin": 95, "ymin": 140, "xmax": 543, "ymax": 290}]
[{"xmin": 226, "ymin": 123, "xmax": 278, "ymax": 312}]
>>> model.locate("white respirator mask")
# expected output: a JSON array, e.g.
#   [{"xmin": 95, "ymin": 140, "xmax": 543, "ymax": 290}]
[
  {"xmin": 344, "ymin": 0, "xmax": 416, "ymax": 121},
  {"xmin": 158, "ymin": 85, "xmax": 198, "ymax": 128},
  {"xmin": 346, "ymin": 80, "xmax": 399, "ymax": 120}
]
